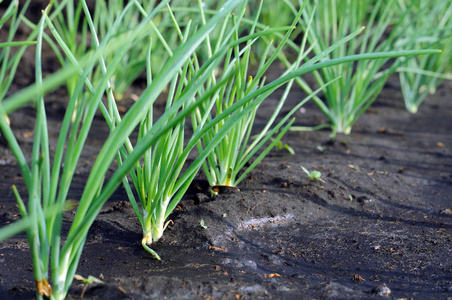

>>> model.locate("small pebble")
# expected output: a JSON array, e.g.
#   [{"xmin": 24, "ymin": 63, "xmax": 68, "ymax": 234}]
[
  {"xmin": 373, "ymin": 283, "xmax": 391, "ymax": 296},
  {"xmin": 243, "ymin": 260, "xmax": 257, "ymax": 269},
  {"xmin": 357, "ymin": 195, "xmax": 373, "ymax": 204}
]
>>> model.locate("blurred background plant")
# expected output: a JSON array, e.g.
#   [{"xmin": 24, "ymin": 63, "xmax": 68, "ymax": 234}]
[
  {"xmin": 34, "ymin": 0, "xmax": 242, "ymax": 100},
  {"xmin": 394, "ymin": 0, "xmax": 452, "ymax": 113},
  {"xmin": 286, "ymin": 0, "xmax": 441, "ymax": 138},
  {"xmin": 40, "ymin": 0, "xmax": 174, "ymax": 100},
  {"xmin": 245, "ymin": 0, "xmax": 301, "ymax": 58},
  {"xmin": 0, "ymin": 0, "xmax": 35, "ymax": 102}
]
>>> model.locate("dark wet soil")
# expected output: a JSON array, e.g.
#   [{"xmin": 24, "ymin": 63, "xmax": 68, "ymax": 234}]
[{"xmin": 1, "ymin": 3, "xmax": 452, "ymax": 299}]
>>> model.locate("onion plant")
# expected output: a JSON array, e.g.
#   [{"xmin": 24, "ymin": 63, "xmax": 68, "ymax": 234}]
[
  {"xmin": 66, "ymin": 0, "xmax": 283, "ymax": 259},
  {"xmin": 193, "ymin": 1, "xmax": 310, "ymax": 188},
  {"xmin": 395, "ymin": 0, "xmax": 452, "ymax": 113},
  {"xmin": 286, "ymin": 0, "xmax": 441, "ymax": 137},
  {"xmin": 0, "ymin": 0, "xmax": 243, "ymax": 299},
  {"xmin": 115, "ymin": 0, "xmax": 308, "ymax": 259}
]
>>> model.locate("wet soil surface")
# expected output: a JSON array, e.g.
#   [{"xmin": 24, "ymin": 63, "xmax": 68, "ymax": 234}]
[{"xmin": 1, "ymin": 3, "xmax": 452, "ymax": 298}]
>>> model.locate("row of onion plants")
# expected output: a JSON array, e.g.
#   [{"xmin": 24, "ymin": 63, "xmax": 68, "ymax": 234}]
[{"xmin": 0, "ymin": 0, "xmax": 442, "ymax": 299}]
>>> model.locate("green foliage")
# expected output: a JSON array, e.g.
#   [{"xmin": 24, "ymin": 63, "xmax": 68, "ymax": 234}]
[{"xmin": 395, "ymin": 0, "xmax": 452, "ymax": 113}]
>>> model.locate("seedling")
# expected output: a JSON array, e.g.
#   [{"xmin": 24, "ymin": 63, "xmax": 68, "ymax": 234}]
[
  {"xmin": 73, "ymin": 274, "xmax": 104, "ymax": 299},
  {"xmin": 200, "ymin": 220, "xmax": 208, "ymax": 229},
  {"xmin": 273, "ymin": 138, "xmax": 295, "ymax": 155},
  {"xmin": 301, "ymin": 166, "xmax": 325, "ymax": 183}
]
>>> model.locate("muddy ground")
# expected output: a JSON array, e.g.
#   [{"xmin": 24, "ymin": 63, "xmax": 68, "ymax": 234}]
[{"xmin": 1, "ymin": 3, "xmax": 452, "ymax": 299}]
